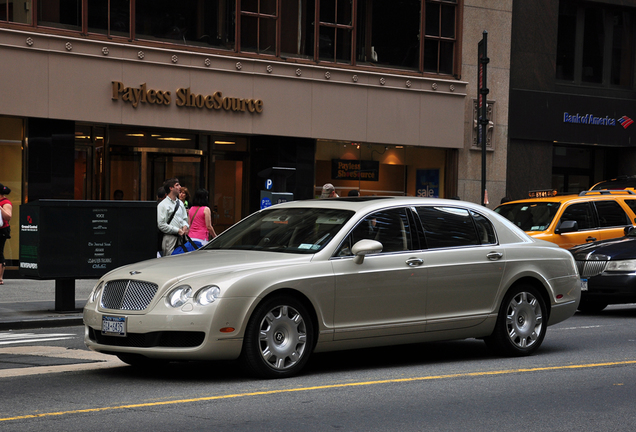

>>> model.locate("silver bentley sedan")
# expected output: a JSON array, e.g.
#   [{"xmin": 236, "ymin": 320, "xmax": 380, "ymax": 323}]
[{"xmin": 84, "ymin": 197, "xmax": 581, "ymax": 378}]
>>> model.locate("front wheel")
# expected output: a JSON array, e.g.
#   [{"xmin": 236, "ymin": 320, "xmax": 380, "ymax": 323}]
[
  {"xmin": 240, "ymin": 296, "xmax": 315, "ymax": 379},
  {"xmin": 485, "ymin": 284, "xmax": 547, "ymax": 357}
]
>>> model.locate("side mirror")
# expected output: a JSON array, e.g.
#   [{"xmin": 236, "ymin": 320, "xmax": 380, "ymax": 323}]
[
  {"xmin": 351, "ymin": 239, "xmax": 383, "ymax": 264},
  {"xmin": 625, "ymin": 225, "xmax": 635, "ymax": 236},
  {"xmin": 556, "ymin": 220, "xmax": 578, "ymax": 234}
]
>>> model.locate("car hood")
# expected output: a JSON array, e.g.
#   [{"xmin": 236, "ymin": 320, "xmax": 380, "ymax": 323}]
[
  {"xmin": 102, "ymin": 250, "xmax": 314, "ymax": 286},
  {"xmin": 569, "ymin": 236, "xmax": 636, "ymax": 260}
]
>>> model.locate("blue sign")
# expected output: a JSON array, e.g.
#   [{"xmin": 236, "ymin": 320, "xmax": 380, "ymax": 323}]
[
  {"xmin": 260, "ymin": 197, "xmax": 272, "ymax": 209},
  {"xmin": 265, "ymin": 179, "xmax": 273, "ymax": 190},
  {"xmin": 416, "ymin": 169, "xmax": 440, "ymax": 198}
]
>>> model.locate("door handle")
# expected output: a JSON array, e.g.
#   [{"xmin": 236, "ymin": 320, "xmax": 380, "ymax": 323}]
[
  {"xmin": 406, "ymin": 257, "xmax": 424, "ymax": 267},
  {"xmin": 585, "ymin": 237, "xmax": 597, "ymax": 242},
  {"xmin": 487, "ymin": 252, "xmax": 503, "ymax": 261}
]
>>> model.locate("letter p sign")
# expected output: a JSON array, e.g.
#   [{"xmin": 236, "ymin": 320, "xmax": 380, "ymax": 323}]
[{"xmin": 265, "ymin": 179, "xmax": 273, "ymax": 190}]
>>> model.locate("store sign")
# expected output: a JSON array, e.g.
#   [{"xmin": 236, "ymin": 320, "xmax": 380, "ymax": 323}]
[
  {"xmin": 331, "ymin": 160, "xmax": 379, "ymax": 181},
  {"xmin": 416, "ymin": 169, "xmax": 439, "ymax": 198},
  {"xmin": 563, "ymin": 112, "xmax": 633, "ymax": 129},
  {"xmin": 111, "ymin": 81, "xmax": 263, "ymax": 113}
]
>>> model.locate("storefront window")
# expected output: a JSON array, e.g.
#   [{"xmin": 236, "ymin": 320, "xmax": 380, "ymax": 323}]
[
  {"xmin": 0, "ymin": 116, "xmax": 23, "ymax": 266},
  {"xmin": 135, "ymin": 0, "xmax": 236, "ymax": 50},
  {"xmin": 37, "ymin": 0, "xmax": 81, "ymax": 31},
  {"xmin": 315, "ymin": 140, "xmax": 447, "ymax": 198}
]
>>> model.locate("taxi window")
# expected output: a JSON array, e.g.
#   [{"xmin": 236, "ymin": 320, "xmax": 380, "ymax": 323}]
[
  {"xmin": 623, "ymin": 200, "xmax": 636, "ymax": 220},
  {"xmin": 559, "ymin": 203, "xmax": 595, "ymax": 230},
  {"xmin": 593, "ymin": 201, "xmax": 629, "ymax": 227}
]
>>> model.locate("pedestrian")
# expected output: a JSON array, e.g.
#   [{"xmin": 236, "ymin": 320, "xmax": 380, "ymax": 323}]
[
  {"xmin": 179, "ymin": 187, "xmax": 190, "ymax": 210},
  {"xmin": 188, "ymin": 189, "xmax": 217, "ymax": 246},
  {"xmin": 348, "ymin": 189, "xmax": 360, "ymax": 197},
  {"xmin": 157, "ymin": 178, "xmax": 189, "ymax": 257},
  {"xmin": 156, "ymin": 186, "xmax": 166, "ymax": 203},
  {"xmin": 113, "ymin": 189, "xmax": 124, "ymax": 200},
  {"xmin": 320, "ymin": 183, "xmax": 338, "ymax": 198},
  {"xmin": 0, "ymin": 183, "xmax": 12, "ymax": 285}
]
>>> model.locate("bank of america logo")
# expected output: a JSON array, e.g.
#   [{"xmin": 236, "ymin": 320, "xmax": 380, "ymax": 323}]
[{"xmin": 618, "ymin": 116, "xmax": 633, "ymax": 129}]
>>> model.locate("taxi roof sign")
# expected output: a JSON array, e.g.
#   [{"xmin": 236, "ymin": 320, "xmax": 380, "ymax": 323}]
[{"xmin": 528, "ymin": 189, "xmax": 558, "ymax": 198}]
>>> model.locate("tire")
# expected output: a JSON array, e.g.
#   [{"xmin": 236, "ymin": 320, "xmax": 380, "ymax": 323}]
[
  {"xmin": 485, "ymin": 284, "xmax": 547, "ymax": 357},
  {"xmin": 577, "ymin": 297, "xmax": 608, "ymax": 314},
  {"xmin": 240, "ymin": 296, "xmax": 315, "ymax": 379}
]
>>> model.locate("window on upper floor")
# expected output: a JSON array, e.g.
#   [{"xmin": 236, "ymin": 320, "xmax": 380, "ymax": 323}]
[
  {"xmin": 556, "ymin": 0, "xmax": 636, "ymax": 88},
  {"xmin": 6, "ymin": 0, "xmax": 461, "ymax": 77}
]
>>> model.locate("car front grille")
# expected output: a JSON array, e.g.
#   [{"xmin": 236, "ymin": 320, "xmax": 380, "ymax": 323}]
[
  {"xmin": 576, "ymin": 260, "xmax": 608, "ymax": 278},
  {"xmin": 101, "ymin": 279, "xmax": 158, "ymax": 311},
  {"xmin": 88, "ymin": 328, "xmax": 205, "ymax": 348}
]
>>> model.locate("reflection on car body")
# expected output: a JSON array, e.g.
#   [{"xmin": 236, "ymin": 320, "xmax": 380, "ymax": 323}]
[{"xmin": 84, "ymin": 197, "xmax": 580, "ymax": 378}]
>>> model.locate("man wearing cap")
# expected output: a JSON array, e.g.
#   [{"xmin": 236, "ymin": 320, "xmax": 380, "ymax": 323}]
[{"xmin": 320, "ymin": 183, "xmax": 338, "ymax": 199}]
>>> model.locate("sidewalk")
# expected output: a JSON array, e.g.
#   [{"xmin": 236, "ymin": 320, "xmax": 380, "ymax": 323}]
[{"xmin": 0, "ymin": 278, "xmax": 97, "ymax": 330}]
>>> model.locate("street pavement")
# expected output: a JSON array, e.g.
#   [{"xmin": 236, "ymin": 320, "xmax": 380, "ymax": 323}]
[{"xmin": 0, "ymin": 277, "xmax": 96, "ymax": 330}]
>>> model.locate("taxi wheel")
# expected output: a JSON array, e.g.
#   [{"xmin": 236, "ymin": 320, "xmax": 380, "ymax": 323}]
[
  {"xmin": 485, "ymin": 284, "xmax": 547, "ymax": 357},
  {"xmin": 240, "ymin": 296, "xmax": 314, "ymax": 379}
]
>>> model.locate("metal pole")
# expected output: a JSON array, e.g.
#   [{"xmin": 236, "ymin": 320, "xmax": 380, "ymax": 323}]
[{"xmin": 479, "ymin": 31, "xmax": 490, "ymax": 206}]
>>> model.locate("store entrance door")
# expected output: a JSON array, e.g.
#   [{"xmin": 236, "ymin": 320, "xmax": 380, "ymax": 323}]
[{"xmin": 110, "ymin": 147, "xmax": 205, "ymax": 201}]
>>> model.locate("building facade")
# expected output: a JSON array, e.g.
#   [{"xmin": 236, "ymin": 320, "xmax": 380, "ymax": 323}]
[
  {"xmin": 0, "ymin": 0, "xmax": 512, "ymax": 269},
  {"xmin": 508, "ymin": 0, "xmax": 636, "ymax": 200}
]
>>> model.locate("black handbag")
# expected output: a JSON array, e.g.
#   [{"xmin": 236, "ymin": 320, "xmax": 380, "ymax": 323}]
[{"xmin": 0, "ymin": 226, "xmax": 10, "ymax": 239}]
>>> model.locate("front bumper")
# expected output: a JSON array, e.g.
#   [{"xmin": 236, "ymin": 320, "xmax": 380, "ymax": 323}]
[
  {"xmin": 582, "ymin": 273, "xmax": 636, "ymax": 304},
  {"xmin": 83, "ymin": 297, "xmax": 248, "ymax": 361}
]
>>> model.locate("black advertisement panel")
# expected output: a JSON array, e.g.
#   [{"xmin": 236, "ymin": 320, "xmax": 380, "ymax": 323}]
[
  {"xmin": 509, "ymin": 89, "xmax": 636, "ymax": 146},
  {"xmin": 331, "ymin": 159, "xmax": 380, "ymax": 181},
  {"xmin": 19, "ymin": 200, "xmax": 157, "ymax": 279}
]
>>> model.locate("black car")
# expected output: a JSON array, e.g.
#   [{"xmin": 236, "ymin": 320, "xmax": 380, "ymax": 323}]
[
  {"xmin": 591, "ymin": 175, "xmax": 636, "ymax": 190},
  {"xmin": 570, "ymin": 226, "xmax": 636, "ymax": 313}
]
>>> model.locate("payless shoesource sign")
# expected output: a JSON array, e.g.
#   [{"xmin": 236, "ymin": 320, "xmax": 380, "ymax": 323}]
[{"xmin": 111, "ymin": 81, "xmax": 263, "ymax": 113}]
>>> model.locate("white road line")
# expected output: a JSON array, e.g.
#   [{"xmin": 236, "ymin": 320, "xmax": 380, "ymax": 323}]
[{"xmin": 0, "ymin": 332, "xmax": 75, "ymax": 345}]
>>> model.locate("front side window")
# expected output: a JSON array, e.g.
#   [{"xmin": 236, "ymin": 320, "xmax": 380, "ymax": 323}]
[
  {"xmin": 417, "ymin": 206, "xmax": 480, "ymax": 248},
  {"xmin": 207, "ymin": 207, "xmax": 354, "ymax": 254},
  {"xmin": 337, "ymin": 208, "xmax": 412, "ymax": 256},
  {"xmin": 559, "ymin": 202, "xmax": 595, "ymax": 231}
]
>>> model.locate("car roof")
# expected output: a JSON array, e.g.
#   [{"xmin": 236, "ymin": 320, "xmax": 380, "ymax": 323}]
[
  {"xmin": 497, "ymin": 190, "xmax": 636, "ymax": 206},
  {"xmin": 591, "ymin": 175, "xmax": 636, "ymax": 190}
]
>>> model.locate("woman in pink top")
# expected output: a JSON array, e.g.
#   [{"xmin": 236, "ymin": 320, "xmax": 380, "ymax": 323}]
[{"xmin": 188, "ymin": 189, "xmax": 217, "ymax": 246}]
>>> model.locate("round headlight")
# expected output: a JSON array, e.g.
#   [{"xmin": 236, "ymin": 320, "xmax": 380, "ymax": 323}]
[
  {"xmin": 195, "ymin": 285, "xmax": 221, "ymax": 306},
  {"xmin": 166, "ymin": 285, "xmax": 193, "ymax": 308},
  {"xmin": 89, "ymin": 282, "xmax": 104, "ymax": 304}
]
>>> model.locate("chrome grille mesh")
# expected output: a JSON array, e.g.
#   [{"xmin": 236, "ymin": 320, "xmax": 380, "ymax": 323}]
[
  {"xmin": 101, "ymin": 280, "xmax": 158, "ymax": 311},
  {"xmin": 576, "ymin": 260, "xmax": 609, "ymax": 278}
]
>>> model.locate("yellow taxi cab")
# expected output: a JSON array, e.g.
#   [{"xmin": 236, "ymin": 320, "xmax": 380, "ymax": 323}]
[{"xmin": 494, "ymin": 190, "xmax": 636, "ymax": 249}]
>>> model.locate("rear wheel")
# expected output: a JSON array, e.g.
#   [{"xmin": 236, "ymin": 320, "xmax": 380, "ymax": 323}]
[
  {"xmin": 240, "ymin": 296, "xmax": 314, "ymax": 379},
  {"xmin": 485, "ymin": 284, "xmax": 547, "ymax": 356}
]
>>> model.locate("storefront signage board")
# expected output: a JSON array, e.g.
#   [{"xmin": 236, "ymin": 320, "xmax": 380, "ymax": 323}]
[{"xmin": 331, "ymin": 160, "xmax": 380, "ymax": 181}]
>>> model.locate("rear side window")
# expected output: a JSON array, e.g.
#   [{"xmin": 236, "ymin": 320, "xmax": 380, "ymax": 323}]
[
  {"xmin": 622, "ymin": 200, "xmax": 636, "ymax": 222},
  {"xmin": 559, "ymin": 203, "xmax": 595, "ymax": 230},
  {"xmin": 417, "ymin": 206, "xmax": 480, "ymax": 248},
  {"xmin": 471, "ymin": 210, "xmax": 497, "ymax": 245},
  {"xmin": 594, "ymin": 201, "xmax": 629, "ymax": 227}
]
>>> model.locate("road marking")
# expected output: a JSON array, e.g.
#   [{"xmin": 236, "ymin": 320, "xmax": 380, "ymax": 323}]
[
  {"xmin": 0, "ymin": 332, "xmax": 75, "ymax": 345},
  {"xmin": 1, "ymin": 359, "xmax": 635, "ymax": 422}
]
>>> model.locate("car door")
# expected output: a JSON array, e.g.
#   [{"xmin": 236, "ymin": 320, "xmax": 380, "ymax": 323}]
[
  {"xmin": 415, "ymin": 206, "xmax": 506, "ymax": 332},
  {"xmin": 592, "ymin": 200, "xmax": 632, "ymax": 242},
  {"xmin": 553, "ymin": 202, "xmax": 598, "ymax": 248},
  {"xmin": 331, "ymin": 207, "xmax": 428, "ymax": 340}
]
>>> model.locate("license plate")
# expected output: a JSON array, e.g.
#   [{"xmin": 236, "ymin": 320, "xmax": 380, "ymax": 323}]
[
  {"xmin": 102, "ymin": 316, "xmax": 127, "ymax": 337},
  {"xmin": 580, "ymin": 279, "xmax": 588, "ymax": 292}
]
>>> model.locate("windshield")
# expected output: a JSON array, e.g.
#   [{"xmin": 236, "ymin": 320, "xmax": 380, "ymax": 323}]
[
  {"xmin": 495, "ymin": 202, "xmax": 560, "ymax": 232},
  {"xmin": 205, "ymin": 207, "xmax": 354, "ymax": 253}
]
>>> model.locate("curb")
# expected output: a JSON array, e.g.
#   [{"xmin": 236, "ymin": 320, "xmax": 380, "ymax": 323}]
[{"xmin": 0, "ymin": 316, "xmax": 84, "ymax": 331}]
